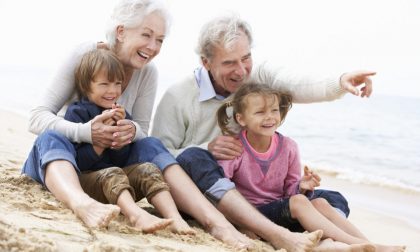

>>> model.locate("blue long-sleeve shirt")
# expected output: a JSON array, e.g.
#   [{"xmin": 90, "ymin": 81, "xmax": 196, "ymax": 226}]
[{"xmin": 64, "ymin": 98, "xmax": 133, "ymax": 171}]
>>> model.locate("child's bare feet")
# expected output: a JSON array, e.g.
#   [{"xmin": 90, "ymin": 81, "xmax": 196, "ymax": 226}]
[
  {"xmin": 168, "ymin": 218, "xmax": 196, "ymax": 235},
  {"xmin": 73, "ymin": 197, "xmax": 120, "ymax": 228},
  {"xmin": 208, "ymin": 222, "xmax": 254, "ymax": 250},
  {"xmin": 271, "ymin": 229, "xmax": 323, "ymax": 252},
  {"xmin": 375, "ymin": 244, "xmax": 406, "ymax": 252},
  {"xmin": 130, "ymin": 211, "xmax": 173, "ymax": 233},
  {"xmin": 314, "ymin": 238, "xmax": 375, "ymax": 252}
]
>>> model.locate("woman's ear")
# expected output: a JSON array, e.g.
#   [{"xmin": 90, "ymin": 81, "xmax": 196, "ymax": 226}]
[{"xmin": 116, "ymin": 25, "xmax": 125, "ymax": 42}]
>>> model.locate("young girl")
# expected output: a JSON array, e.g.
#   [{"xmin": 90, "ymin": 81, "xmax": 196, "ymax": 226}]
[
  {"xmin": 63, "ymin": 49, "xmax": 195, "ymax": 234},
  {"xmin": 217, "ymin": 83, "xmax": 405, "ymax": 252}
]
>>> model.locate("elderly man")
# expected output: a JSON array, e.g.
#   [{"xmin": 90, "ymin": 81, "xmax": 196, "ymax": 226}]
[{"xmin": 152, "ymin": 15, "xmax": 374, "ymax": 251}]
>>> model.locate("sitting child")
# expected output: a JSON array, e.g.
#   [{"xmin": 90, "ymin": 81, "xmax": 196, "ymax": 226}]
[
  {"xmin": 63, "ymin": 48, "xmax": 194, "ymax": 234},
  {"xmin": 216, "ymin": 83, "xmax": 405, "ymax": 252}
]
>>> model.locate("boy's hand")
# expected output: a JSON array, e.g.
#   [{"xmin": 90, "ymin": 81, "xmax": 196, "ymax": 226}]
[
  {"xmin": 299, "ymin": 166, "xmax": 321, "ymax": 193},
  {"xmin": 112, "ymin": 103, "xmax": 126, "ymax": 122}
]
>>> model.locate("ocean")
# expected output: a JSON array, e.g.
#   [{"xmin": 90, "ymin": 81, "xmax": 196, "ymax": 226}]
[
  {"xmin": 1, "ymin": 66, "xmax": 420, "ymax": 193},
  {"xmin": 280, "ymin": 94, "xmax": 420, "ymax": 193}
]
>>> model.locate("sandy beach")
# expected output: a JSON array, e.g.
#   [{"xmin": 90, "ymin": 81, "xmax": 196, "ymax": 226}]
[{"xmin": 1, "ymin": 108, "xmax": 419, "ymax": 251}]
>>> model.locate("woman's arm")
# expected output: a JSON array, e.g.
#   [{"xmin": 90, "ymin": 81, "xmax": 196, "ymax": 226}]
[{"xmin": 29, "ymin": 42, "xmax": 96, "ymax": 143}]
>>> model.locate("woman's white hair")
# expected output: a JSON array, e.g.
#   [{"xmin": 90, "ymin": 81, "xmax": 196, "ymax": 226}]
[
  {"xmin": 105, "ymin": 0, "xmax": 171, "ymax": 50},
  {"xmin": 196, "ymin": 14, "xmax": 253, "ymax": 61}
]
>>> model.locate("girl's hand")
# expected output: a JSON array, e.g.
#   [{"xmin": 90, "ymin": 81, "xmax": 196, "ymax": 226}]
[{"xmin": 299, "ymin": 166, "xmax": 321, "ymax": 193}]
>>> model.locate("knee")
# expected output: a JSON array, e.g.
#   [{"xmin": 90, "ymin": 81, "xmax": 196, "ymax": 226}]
[
  {"xmin": 37, "ymin": 130, "xmax": 67, "ymax": 144},
  {"xmin": 138, "ymin": 136, "xmax": 164, "ymax": 149},
  {"xmin": 100, "ymin": 167, "xmax": 126, "ymax": 179},
  {"xmin": 177, "ymin": 147, "xmax": 214, "ymax": 164},
  {"xmin": 289, "ymin": 194, "xmax": 311, "ymax": 215},
  {"xmin": 311, "ymin": 197, "xmax": 330, "ymax": 210},
  {"xmin": 136, "ymin": 163, "xmax": 163, "ymax": 179}
]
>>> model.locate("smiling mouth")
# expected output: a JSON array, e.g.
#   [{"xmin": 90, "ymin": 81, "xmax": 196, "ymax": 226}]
[{"xmin": 137, "ymin": 51, "xmax": 150, "ymax": 60}]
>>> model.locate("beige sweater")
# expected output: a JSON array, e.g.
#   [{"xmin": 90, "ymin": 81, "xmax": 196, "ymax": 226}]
[{"xmin": 151, "ymin": 63, "xmax": 346, "ymax": 157}]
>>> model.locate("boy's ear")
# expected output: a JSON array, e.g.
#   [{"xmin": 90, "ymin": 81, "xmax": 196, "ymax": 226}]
[{"xmin": 235, "ymin": 113, "xmax": 246, "ymax": 127}]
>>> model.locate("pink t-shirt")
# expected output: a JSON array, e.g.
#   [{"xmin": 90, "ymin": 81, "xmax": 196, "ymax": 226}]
[{"xmin": 218, "ymin": 131, "xmax": 301, "ymax": 206}]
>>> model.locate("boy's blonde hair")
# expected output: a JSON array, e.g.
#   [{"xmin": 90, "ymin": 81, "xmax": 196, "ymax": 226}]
[
  {"xmin": 217, "ymin": 83, "xmax": 292, "ymax": 136},
  {"xmin": 74, "ymin": 49, "xmax": 125, "ymax": 98}
]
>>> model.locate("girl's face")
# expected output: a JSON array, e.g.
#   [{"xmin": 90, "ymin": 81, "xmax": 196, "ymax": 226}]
[
  {"xmin": 116, "ymin": 12, "xmax": 166, "ymax": 70},
  {"xmin": 87, "ymin": 68, "xmax": 122, "ymax": 109},
  {"xmin": 236, "ymin": 93, "xmax": 281, "ymax": 139}
]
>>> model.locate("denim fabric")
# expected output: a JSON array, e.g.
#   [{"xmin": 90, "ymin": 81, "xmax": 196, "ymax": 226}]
[
  {"xmin": 127, "ymin": 137, "xmax": 178, "ymax": 171},
  {"xmin": 309, "ymin": 189, "xmax": 350, "ymax": 217},
  {"xmin": 257, "ymin": 189, "xmax": 350, "ymax": 232},
  {"xmin": 22, "ymin": 130, "xmax": 79, "ymax": 186},
  {"xmin": 176, "ymin": 147, "xmax": 235, "ymax": 202},
  {"xmin": 256, "ymin": 198, "xmax": 299, "ymax": 229}
]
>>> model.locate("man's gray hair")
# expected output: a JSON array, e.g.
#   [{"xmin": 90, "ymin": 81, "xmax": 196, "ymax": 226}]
[
  {"xmin": 105, "ymin": 0, "xmax": 171, "ymax": 50},
  {"xmin": 196, "ymin": 14, "xmax": 253, "ymax": 61}
]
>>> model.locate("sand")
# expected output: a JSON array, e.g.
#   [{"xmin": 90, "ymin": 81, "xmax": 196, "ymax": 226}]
[{"xmin": 0, "ymin": 108, "xmax": 419, "ymax": 251}]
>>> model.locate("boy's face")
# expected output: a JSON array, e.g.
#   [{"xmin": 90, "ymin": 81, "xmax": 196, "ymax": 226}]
[{"xmin": 87, "ymin": 68, "xmax": 122, "ymax": 109}]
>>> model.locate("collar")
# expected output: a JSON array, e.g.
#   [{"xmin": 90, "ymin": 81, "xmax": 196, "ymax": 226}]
[{"xmin": 194, "ymin": 66, "xmax": 226, "ymax": 102}]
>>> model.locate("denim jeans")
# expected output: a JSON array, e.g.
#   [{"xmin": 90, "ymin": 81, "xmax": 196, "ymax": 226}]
[
  {"xmin": 22, "ymin": 130, "xmax": 178, "ymax": 186},
  {"xmin": 176, "ymin": 147, "xmax": 350, "ymax": 218}
]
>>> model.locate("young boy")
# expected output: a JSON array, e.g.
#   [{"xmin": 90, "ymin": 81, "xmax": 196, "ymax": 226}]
[{"xmin": 64, "ymin": 49, "xmax": 194, "ymax": 234}]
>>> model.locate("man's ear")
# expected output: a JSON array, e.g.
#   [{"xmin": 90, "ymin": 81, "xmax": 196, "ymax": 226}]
[
  {"xmin": 202, "ymin": 57, "xmax": 211, "ymax": 71},
  {"xmin": 116, "ymin": 25, "xmax": 125, "ymax": 42}
]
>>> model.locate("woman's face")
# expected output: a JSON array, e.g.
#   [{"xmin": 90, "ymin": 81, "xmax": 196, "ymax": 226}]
[{"xmin": 116, "ymin": 12, "xmax": 166, "ymax": 70}]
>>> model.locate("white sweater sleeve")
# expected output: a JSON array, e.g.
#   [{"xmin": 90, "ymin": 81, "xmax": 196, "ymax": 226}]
[
  {"xmin": 249, "ymin": 62, "xmax": 347, "ymax": 103},
  {"xmin": 28, "ymin": 42, "xmax": 94, "ymax": 143},
  {"xmin": 151, "ymin": 85, "xmax": 188, "ymax": 156}
]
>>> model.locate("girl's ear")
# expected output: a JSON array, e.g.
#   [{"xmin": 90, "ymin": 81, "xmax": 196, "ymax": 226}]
[
  {"xmin": 235, "ymin": 113, "xmax": 246, "ymax": 127},
  {"xmin": 116, "ymin": 25, "xmax": 125, "ymax": 42}
]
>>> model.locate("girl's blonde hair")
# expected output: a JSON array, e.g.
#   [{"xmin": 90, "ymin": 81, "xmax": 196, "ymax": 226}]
[
  {"xmin": 217, "ymin": 83, "xmax": 292, "ymax": 136},
  {"xmin": 74, "ymin": 49, "xmax": 125, "ymax": 98}
]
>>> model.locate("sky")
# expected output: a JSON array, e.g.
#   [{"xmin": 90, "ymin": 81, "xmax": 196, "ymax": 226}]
[{"xmin": 0, "ymin": 0, "xmax": 419, "ymax": 110}]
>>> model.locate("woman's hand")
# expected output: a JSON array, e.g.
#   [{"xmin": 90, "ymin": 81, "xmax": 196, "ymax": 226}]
[
  {"xmin": 110, "ymin": 119, "xmax": 136, "ymax": 149},
  {"xmin": 91, "ymin": 111, "xmax": 119, "ymax": 148}
]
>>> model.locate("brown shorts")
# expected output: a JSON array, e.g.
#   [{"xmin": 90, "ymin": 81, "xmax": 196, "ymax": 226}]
[{"xmin": 79, "ymin": 162, "xmax": 169, "ymax": 204}]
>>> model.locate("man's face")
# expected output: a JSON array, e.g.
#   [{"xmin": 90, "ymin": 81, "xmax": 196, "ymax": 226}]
[{"xmin": 203, "ymin": 31, "xmax": 253, "ymax": 97}]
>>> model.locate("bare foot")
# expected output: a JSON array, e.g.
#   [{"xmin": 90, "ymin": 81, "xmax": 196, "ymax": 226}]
[
  {"xmin": 238, "ymin": 227, "xmax": 260, "ymax": 240},
  {"xmin": 131, "ymin": 212, "xmax": 173, "ymax": 233},
  {"xmin": 375, "ymin": 244, "xmax": 406, "ymax": 252},
  {"xmin": 314, "ymin": 238, "xmax": 375, "ymax": 252},
  {"xmin": 168, "ymin": 218, "xmax": 196, "ymax": 235},
  {"xmin": 271, "ymin": 229, "xmax": 323, "ymax": 252},
  {"xmin": 73, "ymin": 197, "xmax": 120, "ymax": 228},
  {"xmin": 208, "ymin": 222, "xmax": 254, "ymax": 250}
]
